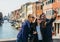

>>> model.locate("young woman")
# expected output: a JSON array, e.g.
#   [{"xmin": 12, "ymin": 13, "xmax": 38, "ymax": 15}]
[
  {"xmin": 33, "ymin": 17, "xmax": 43, "ymax": 42},
  {"xmin": 17, "ymin": 14, "xmax": 35, "ymax": 42}
]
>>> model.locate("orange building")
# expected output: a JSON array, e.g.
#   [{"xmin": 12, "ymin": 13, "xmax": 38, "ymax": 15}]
[
  {"xmin": 43, "ymin": 0, "xmax": 60, "ymax": 35},
  {"xmin": 43, "ymin": 0, "xmax": 60, "ymax": 19},
  {"xmin": 52, "ymin": 0, "xmax": 60, "ymax": 20},
  {"xmin": 35, "ymin": 1, "xmax": 43, "ymax": 17}
]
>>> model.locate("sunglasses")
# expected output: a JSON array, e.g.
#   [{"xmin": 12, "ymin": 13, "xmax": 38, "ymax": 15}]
[
  {"xmin": 37, "ymin": 19, "xmax": 41, "ymax": 20},
  {"xmin": 30, "ymin": 16, "xmax": 35, "ymax": 18}
]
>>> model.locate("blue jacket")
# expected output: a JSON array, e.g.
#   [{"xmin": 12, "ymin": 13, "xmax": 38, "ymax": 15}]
[{"xmin": 17, "ymin": 20, "xmax": 30, "ymax": 42}]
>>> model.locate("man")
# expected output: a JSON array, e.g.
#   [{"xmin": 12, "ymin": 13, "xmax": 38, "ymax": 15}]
[
  {"xmin": 40, "ymin": 10, "xmax": 57, "ymax": 42},
  {"xmin": 16, "ymin": 14, "xmax": 35, "ymax": 42}
]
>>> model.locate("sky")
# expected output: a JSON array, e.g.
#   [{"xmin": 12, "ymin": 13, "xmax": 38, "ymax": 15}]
[{"xmin": 0, "ymin": 0, "xmax": 38, "ymax": 16}]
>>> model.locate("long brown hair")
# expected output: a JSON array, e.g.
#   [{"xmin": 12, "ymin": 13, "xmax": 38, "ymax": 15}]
[{"xmin": 40, "ymin": 13, "xmax": 46, "ymax": 28}]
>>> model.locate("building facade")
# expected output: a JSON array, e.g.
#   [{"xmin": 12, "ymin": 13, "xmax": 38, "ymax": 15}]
[
  {"xmin": 26, "ymin": 1, "xmax": 42, "ymax": 17},
  {"xmin": 43, "ymin": 0, "xmax": 60, "ymax": 34},
  {"xmin": 10, "ymin": 9, "xmax": 20, "ymax": 21},
  {"xmin": 43, "ymin": 0, "xmax": 60, "ymax": 19},
  {"xmin": 10, "ymin": 1, "xmax": 43, "ymax": 22}
]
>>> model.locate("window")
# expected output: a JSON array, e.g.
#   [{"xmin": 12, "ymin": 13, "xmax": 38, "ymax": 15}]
[
  {"xmin": 41, "ymin": 5, "xmax": 43, "ymax": 9},
  {"xmin": 46, "ymin": 0, "xmax": 55, "ymax": 5},
  {"xmin": 36, "ymin": 5, "xmax": 39, "ymax": 10},
  {"xmin": 36, "ymin": 3, "xmax": 40, "ymax": 10},
  {"xmin": 27, "ymin": 5, "xmax": 33, "ymax": 14},
  {"xmin": 21, "ymin": 13, "xmax": 25, "ymax": 18},
  {"xmin": 36, "ymin": 2, "xmax": 42, "ymax": 10},
  {"xmin": 46, "ymin": 9, "xmax": 53, "ymax": 16},
  {"xmin": 57, "ymin": 8, "xmax": 60, "ymax": 15}
]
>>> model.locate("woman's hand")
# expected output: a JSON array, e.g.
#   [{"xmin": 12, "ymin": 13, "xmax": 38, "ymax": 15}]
[
  {"xmin": 33, "ymin": 31, "xmax": 37, "ymax": 34},
  {"xmin": 52, "ymin": 10, "xmax": 58, "ymax": 19}
]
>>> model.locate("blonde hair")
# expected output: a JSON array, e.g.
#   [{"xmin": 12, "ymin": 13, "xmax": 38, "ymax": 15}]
[{"xmin": 28, "ymin": 14, "xmax": 32, "ymax": 18}]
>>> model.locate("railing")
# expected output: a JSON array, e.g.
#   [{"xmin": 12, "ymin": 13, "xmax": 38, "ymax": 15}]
[{"xmin": 54, "ymin": 23, "xmax": 60, "ymax": 36}]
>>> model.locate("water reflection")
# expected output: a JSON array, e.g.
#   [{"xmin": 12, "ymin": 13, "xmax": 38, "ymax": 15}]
[{"xmin": 0, "ymin": 20, "xmax": 18, "ymax": 39}]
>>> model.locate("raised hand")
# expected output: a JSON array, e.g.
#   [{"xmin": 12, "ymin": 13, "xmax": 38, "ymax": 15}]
[{"xmin": 52, "ymin": 10, "xmax": 58, "ymax": 18}]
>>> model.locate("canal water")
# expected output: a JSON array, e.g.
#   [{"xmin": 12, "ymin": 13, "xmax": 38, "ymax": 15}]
[{"xmin": 0, "ymin": 20, "xmax": 19, "ymax": 39}]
